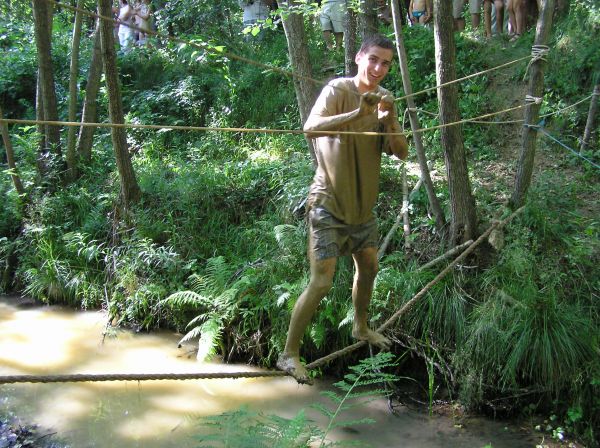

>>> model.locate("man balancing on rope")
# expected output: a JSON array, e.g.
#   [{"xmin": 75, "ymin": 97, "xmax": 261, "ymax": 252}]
[{"xmin": 277, "ymin": 34, "xmax": 408, "ymax": 384}]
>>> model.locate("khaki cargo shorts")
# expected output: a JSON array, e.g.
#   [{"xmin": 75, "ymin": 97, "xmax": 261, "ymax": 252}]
[
  {"xmin": 453, "ymin": 0, "xmax": 482, "ymax": 18},
  {"xmin": 308, "ymin": 206, "xmax": 378, "ymax": 261},
  {"xmin": 319, "ymin": 0, "xmax": 346, "ymax": 33}
]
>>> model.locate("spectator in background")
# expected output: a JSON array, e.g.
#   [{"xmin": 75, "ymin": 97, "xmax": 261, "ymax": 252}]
[
  {"xmin": 239, "ymin": 0, "xmax": 273, "ymax": 28},
  {"xmin": 483, "ymin": 0, "xmax": 507, "ymax": 37},
  {"xmin": 135, "ymin": 0, "xmax": 153, "ymax": 46},
  {"xmin": 453, "ymin": 0, "xmax": 482, "ymax": 32},
  {"xmin": 117, "ymin": 0, "xmax": 135, "ymax": 52},
  {"xmin": 507, "ymin": 0, "xmax": 540, "ymax": 40},
  {"xmin": 319, "ymin": 0, "xmax": 346, "ymax": 52},
  {"xmin": 409, "ymin": 0, "xmax": 432, "ymax": 25},
  {"xmin": 377, "ymin": 0, "xmax": 392, "ymax": 25}
]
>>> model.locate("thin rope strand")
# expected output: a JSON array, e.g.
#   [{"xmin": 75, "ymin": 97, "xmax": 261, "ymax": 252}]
[
  {"xmin": 396, "ymin": 55, "xmax": 531, "ymax": 103},
  {"xmin": 0, "ymin": 101, "xmax": 536, "ymax": 137},
  {"xmin": 529, "ymin": 124, "xmax": 600, "ymax": 170}
]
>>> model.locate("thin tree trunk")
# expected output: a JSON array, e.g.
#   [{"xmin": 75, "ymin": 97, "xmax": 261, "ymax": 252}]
[
  {"xmin": 0, "ymin": 106, "xmax": 26, "ymax": 197},
  {"xmin": 390, "ymin": 0, "xmax": 445, "ymax": 232},
  {"xmin": 580, "ymin": 84, "xmax": 599, "ymax": 153},
  {"xmin": 433, "ymin": 0, "xmax": 477, "ymax": 246},
  {"xmin": 510, "ymin": 0, "xmax": 555, "ymax": 209},
  {"xmin": 402, "ymin": 164, "xmax": 410, "ymax": 248},
  {"xmin": 77, "ymin": 23, "xmax": 104, "ymax": 164},
  {"xmin": 280, "ymin": 0, "xmax": 318, "ymax": 167},
  {"xmin": 98, "ymin": 0, "xmax": 141, "ymax": 208},
  {"xmin": 344, "ymin": 6, "xmax": 358, "ymax": 76},
  {"xmin": 35, "ymin": 74, "xmax": 47, "ymax": 176},
  {"xmin": 359, "ymin": 0, "xmax": 379, "ymax": 38},
  {"xmin": 32, "ymin": 0, "xmax": 61, "ymax": 156},
  {"xmin": 66, "ymin": 0, "xmax": 84, "ymax": 181}
]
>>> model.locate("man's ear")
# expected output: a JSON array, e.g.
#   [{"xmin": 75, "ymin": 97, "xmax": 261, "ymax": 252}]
[{"xmin": 354, "ymin": 51, "xmax": 363, "ymax": 65}]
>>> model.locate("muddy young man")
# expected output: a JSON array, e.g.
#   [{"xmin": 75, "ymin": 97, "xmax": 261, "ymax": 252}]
[{"xmin": 277, "ymin": 35, "xmax": 409, "ymax": 384}]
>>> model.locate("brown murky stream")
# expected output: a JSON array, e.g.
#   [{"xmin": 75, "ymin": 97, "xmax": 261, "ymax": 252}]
[{"xmin": 0, "ymin": 296, "xmax": 539, "ymax": 447}]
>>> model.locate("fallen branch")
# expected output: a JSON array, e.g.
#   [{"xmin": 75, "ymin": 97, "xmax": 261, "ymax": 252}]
[{"xmin": 417, "ymin": 239, "xmax": 473, "ymax": 272}]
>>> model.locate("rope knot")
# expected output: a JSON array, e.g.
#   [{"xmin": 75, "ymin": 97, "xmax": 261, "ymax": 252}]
[
  {"xmin": 523, "ymin": 45, "xmax": 550, "ymax": 80},
  {"xmin": 530, "ymin": 45, "xmax": 550, "ymax": 62},
  {"xmin": 525, "ymin": 95, "xmax": 543, "ymax": 105}
]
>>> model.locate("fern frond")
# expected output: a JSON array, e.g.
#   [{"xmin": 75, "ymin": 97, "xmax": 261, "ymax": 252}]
[
  {"xmin": 196, "ymin": 317, "xmax": 224, "ymax": 362},
  {"xmin": 178, "ymin": 325, "xmax": 203, "ymax": 346},
  {"xmin": 161, "ymin": 290, "xmax": 210, "ymax": 308},
  {"xmin": 205, "ymin": 256, "xmax": 235, "ymax": 290},
  {"xmin": 185, "ymin": 313, "xmax": 208, "ymax": 329}
]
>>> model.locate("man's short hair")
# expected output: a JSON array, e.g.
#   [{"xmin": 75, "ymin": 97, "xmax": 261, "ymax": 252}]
[{"xmin": 358, "ymin": 34, "xmax": 395, "ymax": 54}]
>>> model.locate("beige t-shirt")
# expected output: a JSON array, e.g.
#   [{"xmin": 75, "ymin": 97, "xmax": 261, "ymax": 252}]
[{"xmin": 308, "ymin": 78, "xmax": 390, "ymax": 225}]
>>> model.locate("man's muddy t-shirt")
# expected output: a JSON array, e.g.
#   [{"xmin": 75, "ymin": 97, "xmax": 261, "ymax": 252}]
[{"xmin": 308, "ymin": 78, "xmax": 388, "ymax": 225}]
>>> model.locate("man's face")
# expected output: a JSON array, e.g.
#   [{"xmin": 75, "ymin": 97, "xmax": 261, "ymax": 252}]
[{"xmin": 355, "ymin": 46, "xmax": 394, "ymax": 92}]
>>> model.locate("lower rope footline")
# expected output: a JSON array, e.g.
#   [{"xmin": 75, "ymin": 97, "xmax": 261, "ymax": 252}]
[
  {"xmin": 0, "ymin": 371, "xmax": 287, "ymax": 384},
  {"xmin": 0, "ymin": 207, "xmax": 524, "ymax": 385}
]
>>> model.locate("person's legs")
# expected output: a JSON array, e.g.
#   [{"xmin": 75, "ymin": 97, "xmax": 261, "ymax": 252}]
[
  {"xmin": 453, "ymin": 0, "xmax": 466, "ymax": 31},
  {"xmin": 470, "ymin": 0, "xmax": 481, "ymax": 30},
  {"xmin": 334, "ymin": 32, "xmax": 343, "ymax": 49},
  {"xmin": 329, "ymin": 1, "xmax": 345, "ymax": 50},
  {"xmin": 483, "ymin": 0, "xmax": 492, "ymax": 37},
  {"xmin": 278, "ymin": 249, "xmax": 337, "ymax": 383},
  {"xmin": 323, "ymin": 29, "xmax": 335, "ymax": 50},
  {"xmin": 514, "ymin": 0, "xmax": 526, "ymax": 35},
  {"xmin": 350, "ymin": 247, "xmax": 390, "ymax": 349},
  {"xmin": 507, "ymin": 0, "xmax": 517, "ymax": 35},
  {"xmin": 494, "ymin": 0, "xmax": 505, "ymax": 34}
]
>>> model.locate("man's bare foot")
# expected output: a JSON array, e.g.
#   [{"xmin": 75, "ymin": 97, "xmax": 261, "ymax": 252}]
[
  {"xmin": 352, "ymin": 327, "xmax": 391, "ymax": 350},
  {"xmin": 276, "ymin": 353, "xmax": 313, "ymax": 385}
]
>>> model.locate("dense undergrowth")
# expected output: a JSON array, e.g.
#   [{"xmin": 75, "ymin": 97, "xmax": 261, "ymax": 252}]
[{"xmin": 1, "ymin": 0, "xmax": 599, "ymax": 445}]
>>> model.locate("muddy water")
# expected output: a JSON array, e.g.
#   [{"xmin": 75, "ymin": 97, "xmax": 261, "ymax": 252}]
[{"xmin": 0, "ymin": 296, "xmax": 538, "ymax": 447}]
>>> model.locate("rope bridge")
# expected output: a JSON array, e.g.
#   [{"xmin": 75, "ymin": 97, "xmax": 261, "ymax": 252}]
[
  {"xmin": 0, "ymin": 0, "xmax": 591, "ymax": 385},
  {"xmin": 0, "ymin": 207, "xmax": 523, "ymax": 385}
]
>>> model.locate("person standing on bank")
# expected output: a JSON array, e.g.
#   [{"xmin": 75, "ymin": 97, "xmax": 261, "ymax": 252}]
[{"xmin": 277, "ymin": 35, "xmax": 409, "ymax": 384}]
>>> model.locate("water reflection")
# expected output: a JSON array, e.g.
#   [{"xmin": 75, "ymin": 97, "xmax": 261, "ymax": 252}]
[{"xmin": 0, "ymin": 296, "xmax": 536, "ymax": 447}]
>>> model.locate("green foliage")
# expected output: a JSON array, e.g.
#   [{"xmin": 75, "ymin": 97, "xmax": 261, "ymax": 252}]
[
  {"xmin": 162, "ymin": 256, "xmax": 252, "ymax": 361},
  {"xmin": 194, "ymin": 352, "xmax": 399, "ymax": 447},
  {"xmin": 314, "ymin": 352, "xmax": 400, "ymax": 446},
  {"xmin": 0, "ymin": 19, "xmax": 37, "ymax": 118},
  {"xmin": 195, "ymin": 406, "xmax": 318, "ymax": 448}
]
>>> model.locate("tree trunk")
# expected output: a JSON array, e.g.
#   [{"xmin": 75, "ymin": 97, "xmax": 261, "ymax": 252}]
[
  {"xmin": 66, "ymin": 0, "xmax": 84, "ymax": 182},
  {"xmin": 433, "ymin": 0, "xmax": 477, "ymax": 246},
  {"xmin": 35, "ymin": 74, "xmax": 47, "ymax": 176},
  {"xmin": 77, "ymin": 23, "xmax": 104, "ymax": 164},
  {"xmin": 580, "ymin": 84, "xmax": 599, "ymax": 153},
  {"xmin": 0, "ymin": 106, "xmax": 26, "ymax": 197},
  {"xmin": 280, "ymin": 0, "xmax": 318, "ymax": 167},
  {"xmin": 390, "ymin": 0, "xmax": 445, "ymax": 232},
  {"xmin": 344, "ymin": 7, "xmax": 358, "ymax": 76},
  {"xmin": 98, "ymin": 0, "xmax": 141, "ymax": 208},
  {"xmin": 510, "ymin": 0, "xmax": 555, "ymax": 209},
  {"xmin": 359, "ymin": 0, "xmax": 379, "ymax": 38},
  {"xmin": 32, "ymin": 0, "xmax": 61, "ymax": 156}
]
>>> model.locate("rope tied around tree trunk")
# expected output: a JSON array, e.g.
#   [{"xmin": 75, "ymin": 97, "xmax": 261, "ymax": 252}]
[{"xmin": 523, "ymin": 45, "xmax": 550, "ymax": 80}]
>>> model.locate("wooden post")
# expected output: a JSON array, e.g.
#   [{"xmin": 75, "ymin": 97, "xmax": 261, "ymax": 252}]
[
  {"xmin": 389, "ymin": 0, "xmax": 446, "ymax": 232},
  {"xmin": 510, "ymin": 0, "xmax": 556, "ymax": 209},
  {"xmin": 0, "ymin": 106, "xmax": 26, "ymax": 197},
  {"xmin": 580, "ymin": 83, "xmax": 599, "ymax": 153}
]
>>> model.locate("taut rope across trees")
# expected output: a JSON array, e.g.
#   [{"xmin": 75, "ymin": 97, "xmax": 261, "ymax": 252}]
[{"xmin": 0, "ymin": 207, "xmax": 523, "ymax": 385}]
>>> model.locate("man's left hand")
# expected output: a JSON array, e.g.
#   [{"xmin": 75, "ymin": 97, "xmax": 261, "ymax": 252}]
[{"xmin": 378, "ymin": 94, "xmax": 398, "ymax": 127}]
